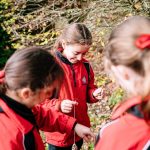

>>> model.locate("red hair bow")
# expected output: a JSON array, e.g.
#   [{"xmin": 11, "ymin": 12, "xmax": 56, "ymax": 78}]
[
  {"xmin": 0, "ymin": 70, "xmax": 5, "ymax": 83},
  {"xmin": 135, "ymin": 34, "xmax": 150, "ymax": 50}
]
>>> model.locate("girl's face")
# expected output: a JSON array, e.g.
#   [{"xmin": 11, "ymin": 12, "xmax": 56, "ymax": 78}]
[
  {"xmin": 29, "ymin": 86, "xmax": 55, "ymax": 107},
  {"xmin": 27, "ymin": 80, "xmax": 60, "ymax": 108},
  {"xmin": 62, "ymin": 43, "xmax": 90, "ymax": 64},
  {"xmin": 6, "ymin": 80, "xmax": 60, "ymax": 108}
]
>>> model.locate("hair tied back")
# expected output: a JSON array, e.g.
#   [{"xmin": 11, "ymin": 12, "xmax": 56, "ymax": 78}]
[{"xmin": 135, "ymin": 34, "xmax": 150, "ymax": 50}]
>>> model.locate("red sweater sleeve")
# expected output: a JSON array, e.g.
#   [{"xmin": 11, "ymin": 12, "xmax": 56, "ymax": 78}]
[
  {"xmin": 32, "ymin": 104, "xmax": 77, "ymax": 134},
  {"xmin": 87, "ymin": 64, "xmax": 98, "ymax": 103},
  {"xmin": 40, "ymin": 99, "xmax": 61, "ymax": 111}
]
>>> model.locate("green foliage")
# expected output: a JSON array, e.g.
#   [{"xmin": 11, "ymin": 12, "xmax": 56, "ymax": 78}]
[
  {"xmin": 108, "ymin": 87, "xmax": 124, "ymax": 108},
  {"xmin": 0, "ymin": 46, "xmax": 14, "ymax": 69},
  {"xmin": 0, "ymin": 1, "xmax": 15, "ymax": 69},
  {"xmin": 95, "ymin": 75, "xmax": 111, "ymax": 87},
  {"xmin": 0, "ymin": 25, "xmax": 15, "ymax": 68},
  {"xmin": 88, "ymin": 142, "xmax": 94, "ymax": 150},
  {"xmin": 45, "ymin": 144, "xmax": 48, "ymax": 150}
]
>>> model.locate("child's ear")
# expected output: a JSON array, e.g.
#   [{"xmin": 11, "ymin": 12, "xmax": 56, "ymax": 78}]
[
  {"xmin": 19, "ymin": 88, "xmax": 32, "ymax": 100},
  {"xmin": 117, "ymin": 65, "xmax": 130, "ymax": 80},
  {"xmin": 62, "ymin": 40, "xmax": 66, "ymax": 49},
  {"xmin": 111, "ymin": 65, "xmax": 130, "ymax": 80}
]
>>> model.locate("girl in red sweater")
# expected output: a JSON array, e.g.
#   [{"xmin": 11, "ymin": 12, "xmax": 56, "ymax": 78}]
[
  {"xmin": 0, "ymin": 47, "xmax": 94, "ymax": 150},
  {"xmin": 45, "ymin": 23, "xmax": 104, "ymax": 150},
  {"xmin": 95, "ymin": 16, "xmax": 150, "ymax": 150}
]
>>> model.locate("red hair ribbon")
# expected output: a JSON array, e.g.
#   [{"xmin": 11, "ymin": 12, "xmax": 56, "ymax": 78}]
[
  {"xmin": 135, "ymin": 34, "xmax": 150, "ymax": 50},
  {"xmin": 57, "ymin": 47, "xmax": 63, "ymax": 52},
  {"xmin": 0, "ymin": 70, "xmax": 5, "ymax": 83}
]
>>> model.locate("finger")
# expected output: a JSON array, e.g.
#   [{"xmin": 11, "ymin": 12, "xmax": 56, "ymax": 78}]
[
  {"xmin": 96, "ymin": 96, "xmax": 103, "ymax": 100},
  {"xmin": 64, "ymin": 110, "xmax": 71, "ymax": 113},
  {"xmin": 62, "ymin": 106, "xmax": 73, "ymax": 113},
  {"xmin": 66, "ymin": 101, "xmax": 78, "ymax": 105},
  {"xmin": 97, "ymin": 88, "xmax": 103, "ymax": 95},
  {"xmin": 93, "ymin": 134, "xmax": 96, "ymax": 143},
  {"xmin": 63, "ymin": 103, "xmax": 73, "ymax": 108},
  {"xmin": 87, "ymin": 135, "xmax": 92, "ymax": 141},
  {"xmin": 72, "ymin": 101, "xmax": 78, "ymax": 105},
  {"xmin": 64, "ymin": 107, "xmax": 72, "ymax": 111},
  {"xmin": 62, "ymin": 109, "xmax": 72, "ymax": 113},
  {"xmin": 95, "ymin": 88, "xmax": 102, "ymax": 92},
  {"xmin": 88, "ymin": 131, "xmax": 95, "ymax": 139},
  {"xmin": 97, "ymin": 90, "xmax": 105, "ymax": 97},
  {"xmin": 83, "ymin": 135, "xmax": 91, "ymax": 142},
  {"xmin": 83, "ymin": 136, "xmax": 89, "ymax": 142},
  {"xmin": 93, "ymin": 88, "xmax": 102, "ymax": 96},
  {"xmin": 91, "ymin": 133, "xmax": 96, "ymax": 140}
]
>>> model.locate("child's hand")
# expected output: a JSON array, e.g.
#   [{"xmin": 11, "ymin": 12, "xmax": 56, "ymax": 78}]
[
  {"xmin": 93, "ymin": 87, "xmax": 105, "ymax": 100},
  {"xmin": 74, "ymin": 123, "xmax": 95, "ymax": 142},
  {"xmin": 61, "ymin": 100, "xmax": 78, "ymax": 113}
]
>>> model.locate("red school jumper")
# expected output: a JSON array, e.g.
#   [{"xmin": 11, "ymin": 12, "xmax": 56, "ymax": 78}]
[
  {"xmin": 95, "ymin": 96, "xmax": 150, "ymax": 150},
  {"xmin": 0, "ymin": 94, "xmax": 76, "ymax": 150},
  {"xmin": 44, "ymin": 50, "xmax": 98, "ymax": 147}
]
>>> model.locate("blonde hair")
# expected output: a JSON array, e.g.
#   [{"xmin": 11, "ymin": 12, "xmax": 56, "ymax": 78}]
[
  {"xmin": 54, "ymin": 23, "xmax": 92, "ymax": 50},
  {"xmin": 105, "ymin": 16, "xmax": 150, "ymax": 98}
]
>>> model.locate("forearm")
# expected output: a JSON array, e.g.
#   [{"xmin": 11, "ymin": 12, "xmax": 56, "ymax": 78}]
[{"xmin": 33, "ymin": 105, "xmax": 76, "ymax": 134}]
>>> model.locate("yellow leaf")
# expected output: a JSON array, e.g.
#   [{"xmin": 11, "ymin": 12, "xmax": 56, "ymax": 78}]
[
  {"xmin": 100, "ymin": 40, "xmax": 105, "ymax": 47},
  {"xmin": 134, "ymin": 2, "xmax": 142, "ymax": 10}
]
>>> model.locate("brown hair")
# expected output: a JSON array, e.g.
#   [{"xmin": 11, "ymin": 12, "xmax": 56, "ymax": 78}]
[
  {"xmin": 105, "ymin": 16, "xmax": 150, "ymax": 117},
  {"xmin": 54, "ymin": 23, "xmax": 92, "ymax": 50},
  {"xmin": 0, "ymin": 47, "xmax": 64, "ymax": 93}
]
